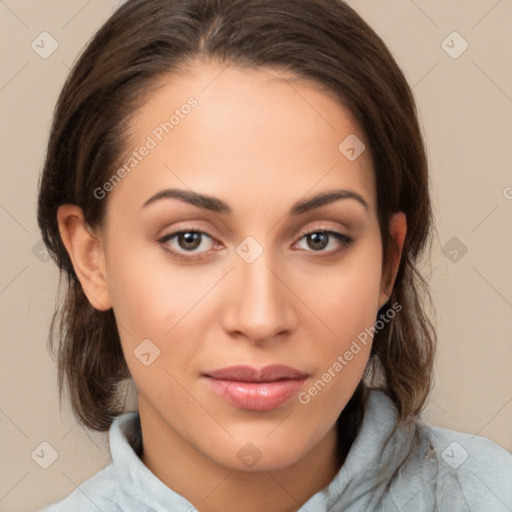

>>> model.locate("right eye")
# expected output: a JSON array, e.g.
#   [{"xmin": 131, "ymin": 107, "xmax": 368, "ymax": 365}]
[{"xmin": 158, "ymin": 229, "xmax": 218, "ymax": 260}]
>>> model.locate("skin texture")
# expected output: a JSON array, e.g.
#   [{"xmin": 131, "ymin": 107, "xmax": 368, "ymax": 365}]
[{"xmin": 57, "ymin": 60, "xmax": 406, "ymax": 512}]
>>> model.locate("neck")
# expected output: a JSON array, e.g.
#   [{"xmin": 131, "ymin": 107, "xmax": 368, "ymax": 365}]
[{"xmin": 138, "ymin": 397, "xmax": 342, "ymax": 512}]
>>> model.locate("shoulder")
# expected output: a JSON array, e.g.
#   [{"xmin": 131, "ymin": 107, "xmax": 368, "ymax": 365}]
[
  {"xmin": 389, "ymin": 421, "xmax": 512, "ymax": 511},
  {"xmin": 36, "ymin": 464, "xmax": 120, "ymax": 512}
]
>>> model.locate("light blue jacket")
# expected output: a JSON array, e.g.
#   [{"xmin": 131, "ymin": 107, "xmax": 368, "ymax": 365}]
[{"xmin": 37, "ymin": 390, "xmax": 512, "ymax": 511}]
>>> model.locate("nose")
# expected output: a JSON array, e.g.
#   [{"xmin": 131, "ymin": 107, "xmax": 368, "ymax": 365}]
[{"xmin": 221, "ymin": 251, "xmax": 297, "ymax": 344}]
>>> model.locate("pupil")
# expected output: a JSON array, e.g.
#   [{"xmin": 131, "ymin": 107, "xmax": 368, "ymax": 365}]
[
  {"xmin": 179, "ymin": 232, "xmax": 201, "ymax": 250},
  {"xmin": 309, "ymin": 233, "xmax": 328, "ymax": 250}
]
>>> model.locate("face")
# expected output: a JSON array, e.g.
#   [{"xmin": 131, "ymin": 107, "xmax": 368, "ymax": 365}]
[{"xmin": 67, "ymin": 60, "xmax": 405, "ymax": 472}]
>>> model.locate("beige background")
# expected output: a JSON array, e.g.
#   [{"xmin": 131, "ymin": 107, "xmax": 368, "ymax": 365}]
[{"xmin": 1, "ymin": 1, "xmax": 511, "ymax": 511}]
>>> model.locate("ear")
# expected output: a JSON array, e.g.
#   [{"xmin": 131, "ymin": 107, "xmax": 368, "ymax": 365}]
[
  {"xmin": 378, "ymin": 211, "xmax": 407, "ymax": 309},
  {"xmin": 57, "ymin": 204, "xmax": 112, "ymax": 311}
]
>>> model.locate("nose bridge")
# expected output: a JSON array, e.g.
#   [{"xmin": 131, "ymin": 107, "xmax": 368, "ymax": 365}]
[{"xmin": 224, "ymin": 247, "xmax": 295, "ymax": 342}]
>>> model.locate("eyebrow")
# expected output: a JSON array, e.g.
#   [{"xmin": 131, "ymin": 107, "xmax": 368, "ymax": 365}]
[{"xmin": 141, "ymin": 188, "xmax": 369, "ymax": 215}]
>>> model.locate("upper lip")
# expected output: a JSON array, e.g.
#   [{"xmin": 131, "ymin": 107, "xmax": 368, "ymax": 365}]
[{"xmin": 203, "ymin": 365, "xmax": 308, "ymax": 382}]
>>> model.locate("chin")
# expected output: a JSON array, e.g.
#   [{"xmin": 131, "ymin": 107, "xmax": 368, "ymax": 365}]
[{"xmin": 204, "ymin": 432, "xmax": 316, "ymax": 473}]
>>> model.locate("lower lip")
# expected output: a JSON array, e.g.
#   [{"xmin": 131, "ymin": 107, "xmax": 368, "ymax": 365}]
[{"xmin": 204, "ymin": 377, "xmax": 307, "ymax": 411}]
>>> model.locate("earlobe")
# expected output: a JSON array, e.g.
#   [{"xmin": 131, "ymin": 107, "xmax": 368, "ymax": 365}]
[
  {"xmin": 379, "ymin": 212, "xmax": 407, "ymax": 308},
  {"xmin": 57, "ymin": 204, "xmax": 112, "ymax": 311}
]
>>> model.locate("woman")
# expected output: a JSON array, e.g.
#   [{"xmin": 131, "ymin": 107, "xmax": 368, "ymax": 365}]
[{"xmin": 36, "ymin": 0, "xmax": 512, "ymax": 510}]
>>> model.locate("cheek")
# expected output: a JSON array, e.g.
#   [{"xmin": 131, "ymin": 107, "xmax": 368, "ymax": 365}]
[
  {"xmin": 105, "ymin": 237, "xmax": 199, "ymax": 333},
  {"xmin": 296, "ymin": 234, "xmax": 383, "ymax": 400},
  {"xmin": 300, "ymin": 234, "xmax": 383, "ymax": 335},
  {"xmin": 103, "ymin": 248, "xmax": 186, "ymax": 398},
  {"xmin": 104, "ymin": 239, "xmax": 215, "ymax": 376},
  {"xmin": 297, "ymin": 261, "xmax": 381, "ymax": 427}
]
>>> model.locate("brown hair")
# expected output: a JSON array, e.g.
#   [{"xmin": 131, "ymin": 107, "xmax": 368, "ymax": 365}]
[{"xmin": 37, "ymin": 0, "xmax": 436, "ymax": 448}]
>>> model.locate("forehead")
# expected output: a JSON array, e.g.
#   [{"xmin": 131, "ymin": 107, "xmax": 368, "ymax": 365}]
[{"xmin": 108, "ymin": 60, "xmax": 376, "ymax": 217}]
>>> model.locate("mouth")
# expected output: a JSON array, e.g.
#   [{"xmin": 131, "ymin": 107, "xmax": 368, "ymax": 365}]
[{"xmin": 202, "ymin": 365, "xmax": 309, "ymax": 411}]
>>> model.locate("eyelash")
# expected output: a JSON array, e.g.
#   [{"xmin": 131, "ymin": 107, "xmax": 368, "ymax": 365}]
[{"xmin": 157, "ymin": 228, "xmax": 354, "ymax": 262}]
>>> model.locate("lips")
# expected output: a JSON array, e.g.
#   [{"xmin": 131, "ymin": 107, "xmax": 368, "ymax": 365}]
[
  {"xmin": 202, "ymin": 365, "xmax": 309, "ymax": 411},
  {"xmin": 204, "ymin": 365, "xmax": 308, "ymax": 382}
]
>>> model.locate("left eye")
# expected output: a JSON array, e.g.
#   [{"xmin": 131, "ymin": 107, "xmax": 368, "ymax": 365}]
[{"xmin": 295, "ymin": 230, "xmax": 353, "ymax": 252}]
